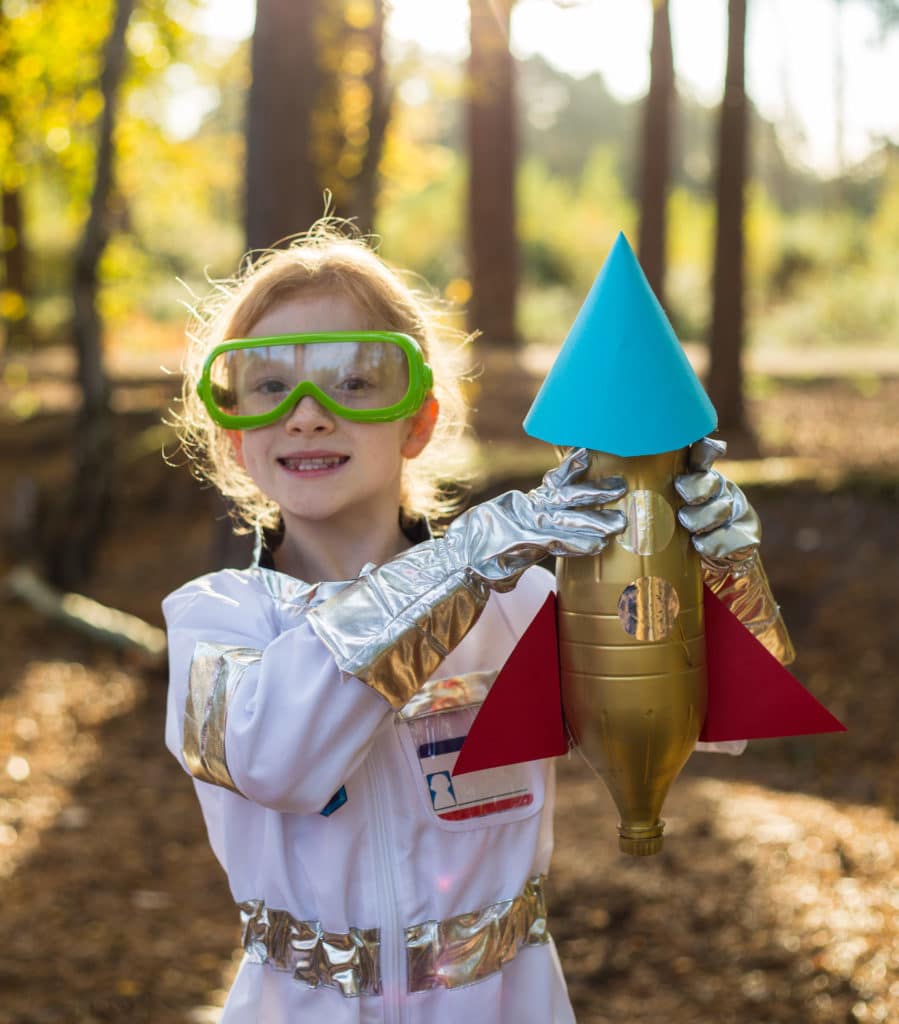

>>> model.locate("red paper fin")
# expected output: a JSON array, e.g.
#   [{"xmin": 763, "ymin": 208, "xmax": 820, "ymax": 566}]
[
  {"xmin": 454, "ymin": 592, "xmax": 567, "ymax": 776},
  {"xmin": 701, "ymin": 585, "xmax": 846, "ymax": 741}
]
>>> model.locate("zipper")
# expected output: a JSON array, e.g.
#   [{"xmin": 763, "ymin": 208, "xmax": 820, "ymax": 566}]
[{"xmin": 366, "ymin": 745, "xmax": 406, "ymax": 1024}]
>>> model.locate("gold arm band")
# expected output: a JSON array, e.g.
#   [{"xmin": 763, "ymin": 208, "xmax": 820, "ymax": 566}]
[
  {"xmin": 702, "ymin": 553, "xmax": 796, "ymax": 665},
  {"xmin": 307, "ymin": 562, "xmax": 490, "ymax": 709},
  {"xmin": 183, "ymin": 641, "xmax": 261, "ymax": 793}
]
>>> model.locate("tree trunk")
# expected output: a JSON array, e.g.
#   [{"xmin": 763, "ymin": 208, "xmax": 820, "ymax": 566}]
[
  {"xmin": 708, "ymin": 0, "xmax": 753, "ymax": 445},
  {"xmin": 1, "ymin": 188, "xmax": 31, "ymax": 350},
  {"xmin": 637, "ymin": 0, "xmax": 674, "ymax": 309},
  {"xmin": 232, "ymin": 0, "xmax": 328, "ymax": 568},
  {"xmin": 246, "ymin": 0, "xmax": 325, "ymax": 250},
  {"xmin": 467, "ymin": 0, "xmax": 518, "ymax": 347},
  {"xmin": 46, "ymin": 0, "xmax": 134, "ymax": 587},
  {"xmin": 347, "ymin": 0, "xmax": 390, "ymax": 234},
  {"xmin": 220, "ymin": 1, "xmax": 392, "ymax": 570},
  {"xmin": 0, "ymin": 7, "xmax": 31, "ymax": 352}
]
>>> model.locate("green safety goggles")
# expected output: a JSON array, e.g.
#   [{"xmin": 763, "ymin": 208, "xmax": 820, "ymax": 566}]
[{"xmin": 197, "ymin": 331, "xmax": 434, "ymax": 429}]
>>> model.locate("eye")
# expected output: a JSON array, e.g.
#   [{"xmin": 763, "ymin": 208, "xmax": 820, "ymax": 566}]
[
  {"xmin": 336, "ymin": 374, "xmax": 374, "ymax": 392},
  {"xmin": 253, "ymin": 377, "xmax": 290, "ymax": 395}
]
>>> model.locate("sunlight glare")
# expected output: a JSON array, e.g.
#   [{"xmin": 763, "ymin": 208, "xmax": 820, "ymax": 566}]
[
  {"xmin": 190, "ymin": 0, "xmax": 899, "ymax": 173},
  {"xmin": 191, "ymin": 0, "xmax": 255, "ymax": 41}
]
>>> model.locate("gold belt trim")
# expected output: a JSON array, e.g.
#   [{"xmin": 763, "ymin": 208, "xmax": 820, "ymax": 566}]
[{"xmin": 239, "ymin": 875, "xmax": 549, "ymax": 998}]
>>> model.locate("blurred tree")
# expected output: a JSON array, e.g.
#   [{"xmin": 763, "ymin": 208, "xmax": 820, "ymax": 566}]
[
  {"xmin": 246, "ymin": 0, "xmax": 323, "ymax": 247},
  {"xmin": 0, "ymin": 0, "xmax": 202, "ymax": 345},
  {"xmin": 222, "ymin": 0, "xmax": 392, "ymax": 567},
  {"xmin": 0, "ymin": 1, "xmax": 104, "ymax": 350},
  {"xmin": 637, "ymin": 0, "xmax": 674, "ymax": 309},
  {"xmin": 0, "ymin": 8, "xmax": 29, "ymax": 350},
  {"xmin": 1, "ymin": 191, "xmax": 30, "ymax": 351},
  {"xmin": 246, "ymin": 0, "xmax": 390, "ymax": 248},
  {"xmin": 871, "ymin": 0, "xmax": 899, "ymax": 28},
  {"xmin": 467, "ymin": 0, "xmax": 518, "ymax": 346},
  {"xmin": 708, "ymin": 0, "xmax": 752, "ymax": 444},
  {"xmin": 327, "ymin": 0, "xmax": 390, "ymax": 232},
  {"xmin": 517, "ymin": 53, "xmax": 827, "ymax": 213},
  {"xmin": 46, "ymin": 0, "xmax": 135, "ymax": 586}
]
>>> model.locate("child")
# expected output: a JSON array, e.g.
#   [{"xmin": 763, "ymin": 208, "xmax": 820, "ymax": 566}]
[{"xmin": 164, "ymin": 222, "xmax": 785, "ymax": 1023}]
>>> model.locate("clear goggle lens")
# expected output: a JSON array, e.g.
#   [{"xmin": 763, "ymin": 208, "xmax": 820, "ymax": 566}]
[{"xmin": 207, "ymin": 340, "xmax": 411, "ymax": 418}]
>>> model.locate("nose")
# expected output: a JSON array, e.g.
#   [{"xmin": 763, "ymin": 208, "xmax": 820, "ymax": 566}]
[{"xmin": 283, "ymin": 395, "xmax": 335, "ymax": 433}]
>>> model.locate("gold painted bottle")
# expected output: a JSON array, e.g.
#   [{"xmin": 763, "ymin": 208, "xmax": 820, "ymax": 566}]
[{"xmin": 557, "ymin": 448, "xmax": 706, "ymax": 856}]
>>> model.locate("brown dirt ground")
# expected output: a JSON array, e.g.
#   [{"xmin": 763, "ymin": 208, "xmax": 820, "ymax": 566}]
[{"xmin": 0, "ymin": 356, "xmax": 897, "ymax": 1023}]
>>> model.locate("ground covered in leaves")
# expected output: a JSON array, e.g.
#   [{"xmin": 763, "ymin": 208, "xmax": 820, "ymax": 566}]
[{"xmin": 0, "ymin": 353, "xmax": 897, "ymax": 1022}]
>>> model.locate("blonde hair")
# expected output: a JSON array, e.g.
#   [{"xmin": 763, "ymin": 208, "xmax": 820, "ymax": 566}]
[{"xmin": 174, "ymin": 220, "xmax": 472, "ymax": 534}]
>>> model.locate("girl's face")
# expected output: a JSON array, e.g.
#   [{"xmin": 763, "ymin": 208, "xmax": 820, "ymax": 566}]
[{"xmin": 228, "ymin": 291, "xmax": 436, "ymax": 533}]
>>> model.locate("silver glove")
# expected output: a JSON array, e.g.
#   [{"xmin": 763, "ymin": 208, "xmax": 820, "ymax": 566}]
[
  {"xmin": 675, "ymin": 436, "xmax": 795, "ymax": 665},
  {"xmin": 308, "ymin": 448, "xmax": 627, "ymax": 708}
]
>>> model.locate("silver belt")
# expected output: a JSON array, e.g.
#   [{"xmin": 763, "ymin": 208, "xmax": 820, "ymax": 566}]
[{"xmin": 239, "ymin": 875, "xmax": 549, "ymax": 998}]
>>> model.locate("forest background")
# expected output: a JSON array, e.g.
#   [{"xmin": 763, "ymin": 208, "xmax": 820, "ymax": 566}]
[
  {"xmin": 3, "ymin": 0, "xmax": 899, "ymax": 425},
  {"xmin": 1, "ymin": 1, "xmax": 898, "ymax": 1022}
]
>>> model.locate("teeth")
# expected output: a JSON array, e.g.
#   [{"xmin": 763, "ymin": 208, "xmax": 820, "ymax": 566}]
[{"xmin": 281, "ymin": 456, "xmax": 346, "ymax": 471}]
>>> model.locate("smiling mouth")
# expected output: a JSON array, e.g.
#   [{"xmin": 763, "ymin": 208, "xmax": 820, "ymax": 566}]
[{"xmin": 278, "ymin": 455, "xmax": 350, "ymax": 472}]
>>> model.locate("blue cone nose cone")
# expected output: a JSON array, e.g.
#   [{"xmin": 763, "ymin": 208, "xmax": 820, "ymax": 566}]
[{"xmin": 524, "ymin": 232, "xmax": 717, "ymax": 456}]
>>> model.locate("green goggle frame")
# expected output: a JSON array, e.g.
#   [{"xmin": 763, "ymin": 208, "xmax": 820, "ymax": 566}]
[{"xmin": 197, "ymin": 330, "xmax": 434, "ymax": 429}]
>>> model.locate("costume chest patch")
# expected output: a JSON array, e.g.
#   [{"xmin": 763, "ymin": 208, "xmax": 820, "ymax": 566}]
[{"xmin": 399, "ymin": 673, "xmax": 535, "ymax": 823}]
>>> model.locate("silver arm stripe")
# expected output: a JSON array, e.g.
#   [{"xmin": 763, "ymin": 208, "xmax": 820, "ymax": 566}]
[{"xmin": 182, "ymin": 641, "xmax": 262, "ymax": 793}]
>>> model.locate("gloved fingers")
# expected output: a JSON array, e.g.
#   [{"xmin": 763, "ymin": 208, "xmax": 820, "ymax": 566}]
[
  {"xmin": 687, "ymin": 436, "xmax": 727, "ymax": 472},
  {"xmin": 691, "ymin": 529, "xmax": 759, "ymax": 562},
  {"xmin": 680, "ymin": 476, "xmax": 762, "ymax": 559},
  {"xmin": 533, "ymin": 507, "xmax": 627, "ymax": 549},
  {"xmin": 539, "ymin": 449, "xmax": 627, "ymax": 508},
  {"xmin": 691, "ymin": 490, "xmax": 761, "ymax": 560},
  {"xmin": 546, "ymin": 476, "xmax": 628, "ymax": 510},
  {"xmin": 675, "ymin": 468, "xmax": 724, "ymax": 505},
  {"xmin": 677, "ymin": 491, "xmax": 734, "ymax": 535},
  {"xmin": 541, "ymin": 447, "xmax": 591, "ymax": 491}
]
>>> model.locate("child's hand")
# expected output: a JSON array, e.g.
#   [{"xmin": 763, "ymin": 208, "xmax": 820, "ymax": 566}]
[
  {"xmin": 675, "ymin": 436, "xmax": 794, "ymax": 665},
  {"xmin": 675, "ymin": 437, "xmax": 761, "ymax": 568},
  {"xmin": 449, "ymin": 447, "xmax": 627, "ymax": 586}
]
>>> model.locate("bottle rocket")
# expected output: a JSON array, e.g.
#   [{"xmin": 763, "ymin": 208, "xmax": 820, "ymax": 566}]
[
  {"xmin": 452, "ymin": 233, "xmax": 845, "ymax": 855},
  {"xmin": 523, "ymin": 233, "xmax": 716, "ymax": 855}
]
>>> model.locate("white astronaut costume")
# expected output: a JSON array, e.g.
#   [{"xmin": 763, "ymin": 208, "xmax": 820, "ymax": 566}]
[
  {"xmin": 164, "ymin": 562, "xmax": 577, "ymax": 1024},
  {"xmin": 164, "ymin": 443, "xmax": 775, "ymax": 1023}
]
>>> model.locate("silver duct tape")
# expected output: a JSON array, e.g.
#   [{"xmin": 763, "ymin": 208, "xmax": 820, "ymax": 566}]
[
  {"xmin": 405, "ymin": 876, "xmax": 549, "ymax": 992},
  {"xmin": 248, "ymin": 568, "xmax": 356, "ymax": 610},
  {"xmin": 308, "ymin": 557, "xmax": 490, "ymax": 709},
  {"xmin": 239, "ymin": 900, "xmax": 381, "ymax": 998},
  {"xmin": 702, "ymin": 554, "xmax": 796, "ymax": 665},
  {"xmin": 615, "ymin": 490, "xmax": 676, "ymax": 556},
  {"xmin": 250, "ymin": 569, "xmax": 318, "ymax": 608},
  {"xmin": 399, "ymin": 670, "xmax": 497, "ymax": 719},
  {"xmin": 183, "ymin": 641, "xmax": 262, "ymax": 793}
]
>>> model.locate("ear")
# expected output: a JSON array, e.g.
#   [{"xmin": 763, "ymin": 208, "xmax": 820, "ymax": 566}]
[
  {"xmin": 401, "ymin": 395, "xmax": 439, "ymax": 459},
  {"xmin": 226, "ymin": 429, "xmax": 245, "ymax": 468}
]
